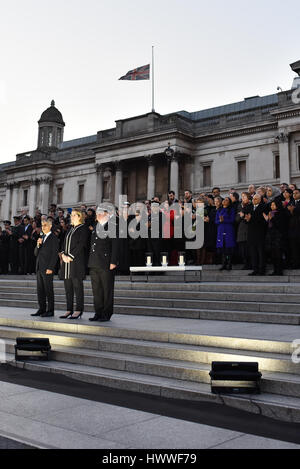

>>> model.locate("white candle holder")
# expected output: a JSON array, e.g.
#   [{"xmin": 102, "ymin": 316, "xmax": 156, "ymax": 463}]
[
  {"xmin": 160, "ymin": 252, "xmax": 169, "ymax": 267},
  {"xmin": 178, "ymin": 251, "xmax": 186, "ymax": 266},
  {"xmin": 145, "ymin": 252, "xmax": 153, "ymax": 267}
]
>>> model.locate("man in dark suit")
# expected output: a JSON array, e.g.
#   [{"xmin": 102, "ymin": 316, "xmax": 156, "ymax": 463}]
[
  {"xmin": 31, "ymin": 219, "xmax": 59, "ymax": 318},
  {"xmin": 10, "ymin": 216, "xmax": 22, "ymax": 274},
  {"xmin": 287, "ymin": 188, "xmax": 300, "ymax": 268},
  {"xmin": 245, "ymin": 194, "xmax": 267, "ymax": 276},
  {"xmin": 0, "ymin": 221, "xmax": 11, "ymax": 274},
  {"xmin": 19, "ymin": 215, "xmax": 33, "ymax": 274},
  {"xmin": 88, "ymin": 203, "xmax": 119, "ymax": 322}
]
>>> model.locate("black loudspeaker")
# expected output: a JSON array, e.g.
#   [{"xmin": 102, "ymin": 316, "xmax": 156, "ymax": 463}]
[
  {"xmin": 15, "ymin": 338, "xmax": 51, "ymax": 361},
  {"xmin": 209, "ymin": 361, "xmax": 262, "ymax": 394}
]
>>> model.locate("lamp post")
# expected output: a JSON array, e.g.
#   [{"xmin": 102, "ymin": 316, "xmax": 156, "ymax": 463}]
[{"xmin": 165, "ymin": 144, "xmax": 179, "ymax": 197}]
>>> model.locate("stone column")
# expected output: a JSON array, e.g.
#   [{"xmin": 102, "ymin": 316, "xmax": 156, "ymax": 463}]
[
  {"xmin": 169, "ymin": 154, "xmax": 179, "ymax": 198},
  {"xmin": 10, "ymin": 182, "xmax": 20, "ymax": 218},
  {"xmin": 28, "ymin": 179, "xmax": 37, "ymax": 217},
  {"xmin": 3, "ymin": 183, "xmax": 13, "ymax": 221},
  {"xmin": 103, "ymin": 166, "xmax": 113, "ymax": 202},
  {"xmin": 185, "ymin": 156, "xmax": 194, "ymax": 193},
  {"xmin": 146, "ymin": 156, "xmax": 156, "ymax": 200},
  {"xmin": 114, "ymin": 162, "xmax": 123, "ymax": 206},
  {"xmin": 278, "ymin": 132, "xmax": 290, "ymax": 184},
  {"xmin": 39, "ymin": 177, "xmax": 52, "ymax": 215},
  {"xmin": 95, "ymin": 163, "xmax": 104, "ymax": 205}
]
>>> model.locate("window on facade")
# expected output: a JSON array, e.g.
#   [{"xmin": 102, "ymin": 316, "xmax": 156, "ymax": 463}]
[
  {"xmin": 274, "ymin": 154, "xmax": 280, "ymax": 179},
  {"xmin": 78, "ymin": 184, "xmax": 84, "ymax": 202},
  {"xmin": 123, "ymin": 177, "xmax": 129, "ymax": 196},
  {"xmin": 103, "ymin": 180, "xmax": 109, "ymax": 199},
  {"xmin": 57, "ymin": 128, "xmax": 62, "ymax": 145},
  {"xmin": 237, "ymin": 160, "xmax": 247, "ymax": 183},
  {"xmin": 40, "ymin": 130, "xmax": 45, "ymax": 146},
  {"xmin": 23, "ymin": 189, "xmax": 28, "ymax": 206},
  {"xmin": 203, "ymin": 165, "xmax": 211, "ymax": 187},
  {"xmin": 57, "ymin": 187, "xmax": 63, "ymax": 205},
  {"xmin": 48, "ymin": 128, "xmax": 53, "ymax": 146},
  {"xmin": 298, "ymin": 146, "xmax": 300, "ymax": 171}
]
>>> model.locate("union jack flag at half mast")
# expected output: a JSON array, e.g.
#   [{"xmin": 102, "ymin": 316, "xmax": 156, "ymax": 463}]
[
  {"xmin": 119, "ymin": 64, "xmax": 150, "ymax": 81},
  {"xmin": 119, "ymin": 47, "xmax": 155, "ymax": 112}
]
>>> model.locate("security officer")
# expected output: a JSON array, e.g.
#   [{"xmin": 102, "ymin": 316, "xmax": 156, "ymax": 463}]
[{"xmin": 88, "ymin": 203, "xmax": 119, "ymax": 322}]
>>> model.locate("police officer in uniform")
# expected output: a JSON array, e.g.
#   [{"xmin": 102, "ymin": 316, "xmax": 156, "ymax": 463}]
[{"xmin": 88, "ymin": 203, "xmax": 119, "ymax": 322}]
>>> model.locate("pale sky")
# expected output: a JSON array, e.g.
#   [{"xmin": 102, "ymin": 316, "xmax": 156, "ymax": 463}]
[{"xmin": 0, "ymin": 0, "xmax": 299, "ymax": 163}]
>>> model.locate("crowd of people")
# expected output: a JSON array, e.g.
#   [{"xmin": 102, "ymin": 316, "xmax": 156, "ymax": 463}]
[{"xmin": 1, "ymin": 181, "xmax": 300, "ymax": 278}]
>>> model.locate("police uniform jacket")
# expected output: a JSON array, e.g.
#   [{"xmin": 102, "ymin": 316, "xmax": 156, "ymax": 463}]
[{"xmin": 88, "ymin": 217, "xmax": 119, "ymax": 271}]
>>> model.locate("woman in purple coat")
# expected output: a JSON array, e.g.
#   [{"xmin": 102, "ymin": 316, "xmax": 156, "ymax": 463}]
[{"xmin": 215, "ymin": 197, "xmax": 236, "ymax": 271}]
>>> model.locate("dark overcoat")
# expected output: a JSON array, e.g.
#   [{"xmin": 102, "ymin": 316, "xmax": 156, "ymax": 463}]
[
  {"xmin": 60, "ymin": 223, "xmax": 89, "ymax": 280},
  {"xmin": 247, "ymin": 203, "xmax": 268, "ymax": 246}
]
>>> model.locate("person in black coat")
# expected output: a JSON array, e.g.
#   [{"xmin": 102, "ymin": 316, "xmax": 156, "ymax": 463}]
[
  {"xmin": 20, "ymin": 216, "xmax": 33, "ymax": 274},
  {"xmin": 59, "ymin": 209, "xmax": 89, "ymax": 320},
  {"xmin": 85, "ymin": 208, "xmax": 96, "ymax": 274},
  {"xmin": 30, "ymin": 222, "xmax": 42, "ymax": 273},
  {"xmin": 287, "ymin": 188, "xmax": 300, "ymax": 269},
  {"xmin": 235, "ymin": 192, "xmax": 252, "ymax": 269},
  {"xmin": 147, "ymin": 202, "xmax": 163, "ymax": 266},
  {"xmin": 117, "ymin": 203, "xmax": 131, "ymax": 274},
  {"xmin": 245, "ymin": 194, "xmax": 267, "ymax": 275},
  {"xmin": 128, "ymin": 208, "xmax": 147, "ymax": 266},
  {"xmin": 203, "ymin": 198, "xmax": 217, "ymax": 265},
  {"xmin": 0, "ymin": 221, "xmax": 12, "ymax": 274},
  {"xmin": 9, "ymin": 216, "xmax": 22, "ymax": 274},
  {"xmin": 263, "ymin": 198, "xmax": 288, "ymax": 275},
  {"xmin": 31, "ymin": 219, "xmax": 59, "ymax": 317},
  {"xmin": 88, "ymin": 203, "xmax": 119, "ymax": 322}
]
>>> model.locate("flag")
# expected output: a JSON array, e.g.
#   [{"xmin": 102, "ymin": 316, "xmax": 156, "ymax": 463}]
[{"xmin": 119, "ymin": 64, "xmax": 150, "ymax": 81}]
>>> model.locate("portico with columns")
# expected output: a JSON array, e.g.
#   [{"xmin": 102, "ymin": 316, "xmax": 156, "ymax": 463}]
[{"xmin": 93, "ymin": 135, "xmax": 194, "ymax": 205}]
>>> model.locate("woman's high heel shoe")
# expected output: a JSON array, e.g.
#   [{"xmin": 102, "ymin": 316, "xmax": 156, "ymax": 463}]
[
  {"xmin": 59, "ymin": 311, "xmax": 73, "ymax": 319},
  {"xmin": 70, "ymin": 311, "xmax": 83, "ymax": 320}
]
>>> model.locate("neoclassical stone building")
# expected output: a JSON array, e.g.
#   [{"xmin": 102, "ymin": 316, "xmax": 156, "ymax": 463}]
[{"xmin": 1, "ymin": 60, "xmax": 300, "ymax": 221}]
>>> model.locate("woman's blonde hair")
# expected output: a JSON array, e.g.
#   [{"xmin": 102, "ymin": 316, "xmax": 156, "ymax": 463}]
[{"xmin": 71, "ymin": 209, "xmax": 85, "ymax": 224}]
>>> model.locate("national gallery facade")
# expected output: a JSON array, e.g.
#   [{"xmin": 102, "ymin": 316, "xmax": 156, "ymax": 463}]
[{"xmin": 1, "ymin": 60, "xmax": 300, "ymax": 220}]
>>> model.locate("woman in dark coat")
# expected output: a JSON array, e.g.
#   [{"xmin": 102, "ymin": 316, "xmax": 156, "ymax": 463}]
[
  {"xmin": 215, "ymin": 197, "xmax": 236, "ymax": 271},
  {"xmin": 204, "ymin": 195, "xmax": 217, "ymax": 254},
  {"xmin": 128, "ymin": 207, "xmax": 147, "ymax": 267},
  {"xmin": 196, "ymin": 196, "xmax": 216, "ymax": 265},
  {"xmin": 59, "ymin": 209, "xmax": 89, "ymax": 319},
  {"xmin": 281, "ymin": 189, "xmax": 294, "ymax": 266},
  {"xmin": 85, "ymin": 208, "xmax": 96, "ymax": 274},
  {"xmin": 117, "ymin": 203, "xmax": 131, "ymax": 274},
  {"xmin": 235, "ymin": 192, "xmax": 252, "ymax": 269},
  {"xmin": 263, "ymin": 199, "xmax": 288, "ymax": 275}
]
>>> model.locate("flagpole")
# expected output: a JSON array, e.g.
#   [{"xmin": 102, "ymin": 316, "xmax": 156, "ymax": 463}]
[{"xmin": 152, "ymin": 46, "xmax": 155, "ymax": 113}]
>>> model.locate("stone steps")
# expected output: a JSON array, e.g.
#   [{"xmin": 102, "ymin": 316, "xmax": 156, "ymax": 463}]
[
  {"xmin": 2, "ymin": 278, "xmax": 300, "ymax": 292},
  {"xmin": 4, "ymin": 337, "xmax": 300, "ymax": 399},
  {"xmin": 1, "ymin": 273, "xmax": 300, "ymax": 424},
  {"xmin": 6, "ymin": 352, "xmax": 300, "ymax": 424},
  {"xmin": 2, "ymin": 320, "xmax": 300, "ymax": 423},
  {"xmin": 0, "ymin": 273, "xmax": 300, "ymax": 324},
  {"xmin": 5, "ymin": 284, "xmax": 300, "ymax": 298},
  {"xmin": 0, "ymin": 320, "xmax": 298, "ymax": 379},
  {"xmin": 1, "ymin": 290, "xmax": 300, "ymax": 313},
  {"xmin": 2, "ymin": 285, "xmax": 300, "ymax": 305},
  {"xmin": 3, "ymin": 325, "xmax": 299, "ymax": 375},
  {"xmin": 2, "ymin": 269, "xmax": 300, "ymax": 283},
  {"xmin": 0, "ymin": 317, "xmax": 293, "ymax": 352},
  {"xmin": 0, "ymin": 297, "xmax": 298, "ymax": 324}
]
